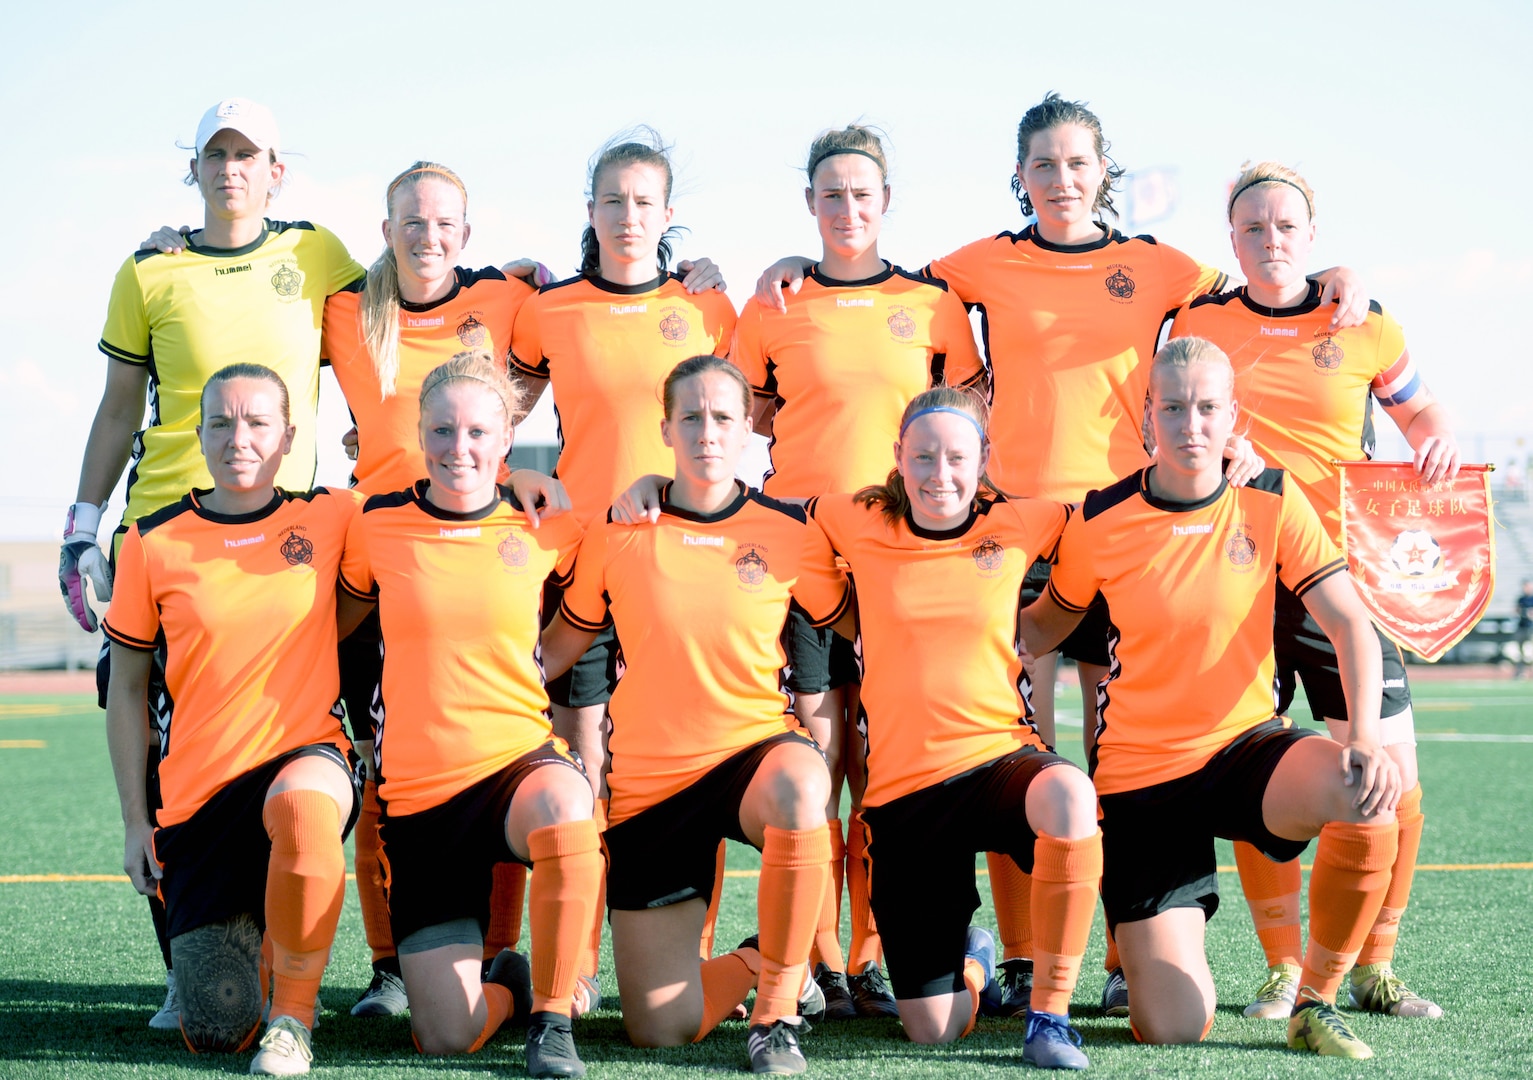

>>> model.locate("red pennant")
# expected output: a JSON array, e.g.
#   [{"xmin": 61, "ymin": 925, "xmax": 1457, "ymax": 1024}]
[{"xmin": 1337, "ymin": 462, "xmax": 1496, "ymax": 662}]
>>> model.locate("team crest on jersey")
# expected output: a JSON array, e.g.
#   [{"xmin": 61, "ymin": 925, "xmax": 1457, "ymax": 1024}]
[
  {"xmin": 279, "ymin": 526, "xmax": 314, "ymax": 567},
  {"xmin": 1224, "ymin": 524, "xmax": 1257, "ymax": 571},
  {"xmin": 734, "ymin": 543, "xmax": 768, "ymax": 591},
  {"xmin": 659, "ymin": 307, "xmax": 690, "ymax": 346},
  {"xmin": 886, "ymin": 306, "xmax": 916, "ymax": 341},
  {"xmin": 496, "ymin": 527, "xmax": 530, "ymax": 570},
  {"xmin": 1104, "ymin": 265, "xmax": 1136, "ymax": 302},
  {"xmin": 457, "ymin": 312, "xmax": 487, "ymax": 348},
  {"xmin": 270, "ymin": 262, "xmax": 303, "ymax": 300},
  {"xmin": 970, "ymin": 535, "xmax": 1005, "ymax": 577},
  {"xmin": 1311, "ymin": 330, "xmax": 1344, "ymax": 374}
]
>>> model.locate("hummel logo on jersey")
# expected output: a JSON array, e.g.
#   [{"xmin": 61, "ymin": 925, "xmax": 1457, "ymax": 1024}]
[
  {"xmin": 439, "ymin": 526, "xmax": 481, "ymax": 538},
  {"xmin": 610, "ymin": 304, "xmax": 647, "ymax": 315},
  {"xmin": 214, "ymin": 263, "xmax": 252, "ymax": 277},
  {"xmin": 836, "ymin": 298, "xmax": 874, "ymax": 308},
  {"xmin": 682, "ymin": 534, "xmax": 724, "ymax": 547},
  {"xmin": 404, "ymin": 314, "xmax": 446, "ymax": 328},
  {"xmin": 1171, "ymin": 523, "xmax": 1213, "ymax": 536},
  {"xmin": 1260, "ymin": 326, "xmax": 1299, "ymax": 338},
  {"xmin": 224, "ymin": 533, "xmax": 265, "ymax": 548}
]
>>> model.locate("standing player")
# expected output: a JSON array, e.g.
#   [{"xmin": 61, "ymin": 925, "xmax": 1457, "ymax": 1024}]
[
  {"xmin": 61, "ymin": 97, "xmax": 365, "ymax": 1029},
  {"xmin": 543, "ymin": 356, "xmax": 848, "ymax": 1075},
  {"xmin": 731, "ymin": 124, "xmax": 985, "ymax": 1018},
  {"xmin": 1020, "ymin": 337, "xmax": 1402, "ymax": 1060},
  {"xmin": 1170, "ymin": 162, "xmax": 1457, "ymax": 1020},
  {"xmin": 338, "ymin": 353, "xmax": 601, "ymax": 1078},
  {"xmin": 322, "ymin": 160, "xmax": 538, "ymax": 1019},
  {"xmin": 807, "ymin": 387, "xmax": 1102, "ymax": 1068},
  {"xmin": 510, "ymin": 129, "xmax": 737, "ymax": 985},
  {"xmin": 754, "ymin": 91, "xmax": 1341, "ymax": 1013},
  {"xmin": 104, "ymin": 364, "xmax": 359, "ymax": 1075}
]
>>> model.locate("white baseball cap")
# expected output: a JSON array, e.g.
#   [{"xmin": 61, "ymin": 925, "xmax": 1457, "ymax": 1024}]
[{"xmin": 195, "ymin": 98, "xmax": 280, "ymax": 156}]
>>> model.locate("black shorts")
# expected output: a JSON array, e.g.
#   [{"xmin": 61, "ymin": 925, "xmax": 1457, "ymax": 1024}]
[
  {"xmin": 155, "ymin": 743, "xmax": 358, "ymax": 940},
  {"xmin": 1022, "ymin": 558, "xmax": 1111, "ymax": 667},
  {"xmin": 782, "ymin": 605, "xmax": 859, "ymax": 694},
  {"xmin": 97, "ymin": 634, "xmax": 174, "ymax": 752},
  {"xmin": 605, "ymin": 730, "xmax": 821, "ymax": 911},
  {"xmin": 861, "ymin": 747, "xmax": 1072, "ymax": 1000},
  {"xmin": 380, "ymin": 741, "xmax": 586, "ymax": 943},
  {"xmin": 1098, "ymin": 719, "xmax": 1318, "ymax": 930},
  {"xmin": 542, "ymin": 579, "xmax": 621, "ymax": 709},
  {"xmin": 338, "ymin": 607, "xmax": 384, "ymax": 743},
  {"xmin": 1273, "ymin": 583, "xmax": 1412, "ymax": 722}
]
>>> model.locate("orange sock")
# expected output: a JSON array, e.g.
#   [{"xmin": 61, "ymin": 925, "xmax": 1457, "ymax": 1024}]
[
  {"xmin": 262, "ymin": 790, "xmax": 345, "ymax": 1029},
  {"xmin": 1357, "ymin": 785, "xmax": 1423, "ymax": 967},
  {"xmin": 987, "ymin": 852, "xmax": 1034, "ymax": 962},
  {"xmin": 464, "ymin": 982, "xmax": 511, "ymax": 1053},
  {"xmin": 699, "ymin": 839, "xmax": 727, "ymax": 961},
  {"xmin": 1030, "ymin": 832, "xmax": 1103, "ymax": 1016},
  {"xmin": 526, "ymin": 820, "xmax": 604, "ymax": 1016},
  {"xmin": 694, "ymin": 947, "xmax": 761, "ymax": 1042},
  {"xmin": 845, "ymin": 808, "xmax": 881, "ymax": 970},
  {"xmin": 961, "ymin": 956, "xmax": 986, "ymax": 1037},
  {"xmin": 1233, "ymin": 840, "xmax": 1303, "ymax": 968},
  {"xmin": 1301, "ymin": 820, "xmax": 1398, "ymax": 1002},
  {"xmin": 483, "ymin": 862, "xmax": 528, "ymax": 961},
  {"xmin": 1103, "ymin": 921, "xmax": 1119, "ymax": 974},
  {"xmin": 810, "ymin": 819, "xmax": 846, "ymax": 972},
  {"xmin": 582, "ymin": 798, "xmax": 609, "ymax": 980},
  {"xmin": 750, "ymin": 825, "xmax": 831, "ymax": 1027},
  {"xmin": 355, "ymin": 778, "xmax": 395, "ymax": 963}
]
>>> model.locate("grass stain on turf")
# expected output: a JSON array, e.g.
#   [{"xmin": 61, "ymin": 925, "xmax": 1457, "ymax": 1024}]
[{"xmin": 0, "ymin": 686, "xmax": 1530, "ymax": 1077}]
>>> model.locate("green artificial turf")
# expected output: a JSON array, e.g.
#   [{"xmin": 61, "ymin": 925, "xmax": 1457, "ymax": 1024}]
[{"xmin": 2, "ymin": 680, "xmax": 1530, "ymax": 1077}]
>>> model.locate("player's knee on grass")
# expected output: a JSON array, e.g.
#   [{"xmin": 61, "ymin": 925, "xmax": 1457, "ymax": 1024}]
[{"xmin": 170, "ymin": 913, "xmax": 264, "ymax": 1052}]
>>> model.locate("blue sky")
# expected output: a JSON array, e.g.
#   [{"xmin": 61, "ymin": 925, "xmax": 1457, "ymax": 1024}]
[{"xmin": 2, "ymin": 0, "xmax": 1529, "ymax": 537}]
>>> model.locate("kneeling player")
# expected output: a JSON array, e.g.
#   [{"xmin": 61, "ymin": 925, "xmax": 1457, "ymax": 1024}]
[
  {"xmin": 808, "ymin": 387, "xmax": 1102, "ymax": 1068},
  {"xmin": 1019, "ymin": 337, "xmax": 1402, "ymax": 1059},
  {"xmin": 338, "ymin": 355, "xmax": 601, "ymax": 1078},
  {"xmin": 105, "ymin": 365, "xmax": 361, "ymax": 1075},
  {"xmin": 544, "ymin": 356, "xmax": 849, "ymax": 1075}
]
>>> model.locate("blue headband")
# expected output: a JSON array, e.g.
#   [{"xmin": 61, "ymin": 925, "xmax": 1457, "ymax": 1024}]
[{"xmin": 899, "ymin": 406, "xmax": 985, "ymax": 440}]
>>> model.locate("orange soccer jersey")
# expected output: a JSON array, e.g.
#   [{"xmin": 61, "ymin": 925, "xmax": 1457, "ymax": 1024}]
[
  {"xmin": 1047, "ymin": 468, "xmax": 1346, "ymax": 795},
  {"xmin": 732, "ymin": 263, "xmax": 984, "ymax": 497},
  {"xmin": 927, "ymin": 227, "xmax": 1227, "ymax": 501},
  {"xmin": 339, "ymin": 482, "xmax": 583, "ymax": 817},
  {"xmin": 510, "ymin": 272, "xmax": 736, "ymax": 526},
  {"xmin": 559, "ymin": 482, "xmax": 849, "ymax": 825},
  {"xmin": 323, "ymin": 266, "xmax": 534, "ymax": 496},
  {"xmin": 102, "ymin": 488, "xmax": 359, "ymax": 827},
  {"xmin": 1171, "ymin": 284, "xmax": 1419, "ymax": 544},
  {"xmin": 807, "ymin": 493, "xmax": 1067, "ymax": 807}
]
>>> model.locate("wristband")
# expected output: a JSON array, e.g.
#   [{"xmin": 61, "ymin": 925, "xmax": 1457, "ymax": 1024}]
[{"xmin": 64, "ymin": 500, "xmax": 108, "ymax": 541}]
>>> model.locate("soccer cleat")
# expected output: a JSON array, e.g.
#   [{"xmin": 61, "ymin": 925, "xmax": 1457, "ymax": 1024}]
[
  {"xmin": 847, "ymin": 961, "xmax": 900, "ymax": 1018},
  {"xmin": 571, "ymin": 973, "xmax": 602, "ymax": 1019},
  {"xmin": 1348, "ymin": 962, "xmax": 1444, "ymax": 1018},
  {"xmin": 1100, "ymin": 967, "xmax": 1130, "ymax": 1018},
  {"xmin": 1244, "ymin": 963, "xmax": 1301, "ymax": 1019},
  {"xmin": 1287, "ymin": 988, "xmax": 1374, "ymax": 1059},
  {"xmin": 813, "ymin": 964, "xmax": 858, "ymax": 1021},
  {"xmin": 485, "ymin": 948, "xmax": 535, "ymax": 1027},
  {"xmin": 525, "ymin": 1011, "xmax": 586, "ymax": 1078},
  {"xmin": 982, "ymin": 957, "xmax": 1034, "ymax": 1018},
  {"xmin": 351, "ymin": 959, "xmax": 408, "ymax": 1018},
  {"xmin": 798, "ymin": 961, "xmax": 826, "ymax": 1023},
  {"xmin": 248, "ymin": 1015, "xmax": 313, "ymax": 1076},
  {"xmin": 148, "ymin": 970, "xmax": 181, "ymax": 1031},
  {"xmin": 1022, "ymin": 1009, "xmax": 1090, "ymax": 1070},
  {"xmin": 748, "ymin": 1018, "xmax": 809, "ymax": 1075}
]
